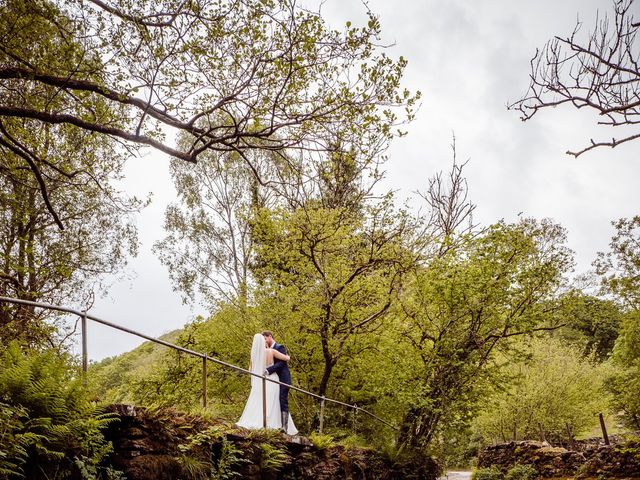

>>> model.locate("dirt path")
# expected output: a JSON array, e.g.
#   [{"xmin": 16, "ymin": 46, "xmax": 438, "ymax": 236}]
[{"xmin": 438, "ymin": 471, "xmax": 472, "ymax": 480}]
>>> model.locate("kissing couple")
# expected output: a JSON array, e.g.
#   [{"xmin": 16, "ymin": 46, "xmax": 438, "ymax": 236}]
[{"xmin": 236, "ymin": 331, "xmax": 298, "ymax": 435}]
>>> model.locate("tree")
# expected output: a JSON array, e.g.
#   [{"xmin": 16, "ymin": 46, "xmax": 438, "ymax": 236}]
[
  {"xmin": 0, "ymin": 27, "xmax": 143, "ymax": 344},
  {"xmin": 595, "ymin": 215, "xmax": 640, "ymax": 309},
  {"xmin": 0, "ymin": 128, "xmax": 143, "ymax": 346},
  {"xmin": 153, "ymin": 150, "xmax": 273, "ymax": 311},
  {"xmin": 251, "ymin": 199, "xmax": 411, "ymax": 399},
  {"xmin": 0, "ymin": 0, "xmax": 419, "ymax": 227},
  {"xmin": 510, "ymin": 0, "xmax": 640, "ymax": 157},
  {"xmin": 607, "ymin": 309, "xmax": 640, "ymax": 429},
  {"xmin": 474, "ymin": 337, "xmax": 610, "ymax": 443},
  {"xmin": 594, "ymin": 216, "xmax": 640, "ymax": 428},
  {"xmin": 396, "ymin": 218, "xmax": 573, "ymax": 450},
  {"xmin": 545, "ymin": 290, "xmax": 622, "ymax": 360}
]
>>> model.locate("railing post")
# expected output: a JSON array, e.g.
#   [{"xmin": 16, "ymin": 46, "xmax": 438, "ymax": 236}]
[
  {"xmin": 353, "ymin": 403, "xmax": 358, "ymax": 434},
  {"xmin": 262, "ymin": 374, "xmax": 267, "ymax": 428},
  {"xmin": 319, "ymin": 396, "xmax": 326, "ymax": 434},
  {"xmin": 81, "ymin": 311, "xmax": 88, "ymax": 387},
  {"xmin": 202, "ymin": 356, "xmax": 207, "ymax": 408}
]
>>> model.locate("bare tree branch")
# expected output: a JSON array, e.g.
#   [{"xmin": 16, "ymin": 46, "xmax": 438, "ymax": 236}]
[{"xmin": 509, "ymin": 0, "xmax": 640, "ymax": 157}]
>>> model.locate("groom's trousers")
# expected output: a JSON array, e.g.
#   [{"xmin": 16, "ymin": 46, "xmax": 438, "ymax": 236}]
[{"xmin": 279, "ymin": 381, "xmax": 290, "ymax": 412}]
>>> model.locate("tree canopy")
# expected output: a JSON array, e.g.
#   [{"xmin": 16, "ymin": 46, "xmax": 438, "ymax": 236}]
[{"xmin": 0, "ymin": 0, "xmax": 419, "ymax": 227}]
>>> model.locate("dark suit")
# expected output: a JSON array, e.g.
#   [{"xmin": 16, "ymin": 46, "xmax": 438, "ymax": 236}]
[{"xmin": 266, "ymin": 342, "xmax": 290, "ymax": 412}]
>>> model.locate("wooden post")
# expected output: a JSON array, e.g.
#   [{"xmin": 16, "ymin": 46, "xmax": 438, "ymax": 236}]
[
  {"xmin": 565, "ymin": 423, "xmax": 575, "ymax": 450},
  {"xmin": 262, "ymin": 375, "xmax": 267, "ymax": 428},
  {"xmin": 319, "ymin": 396, "xmax": 326, "ymax": 434},
  {"xmin": 202, "ymin": 356, "xmax": 207, "ymax": 408},
  {"xmin": 538, "ymin": 422, "xmax": 547, "ymax": 443},
  {"xmin": 599, "ymin": 413, "xmax": 610, "ymax": 445},
  {"xmin": 81, "ymin": 312, "xmax": 88, "ymax": 387}
]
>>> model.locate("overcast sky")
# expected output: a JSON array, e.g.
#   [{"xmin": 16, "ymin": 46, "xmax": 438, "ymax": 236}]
[{"xmin": 83, "ymin": 0, "xmax": 639, "ymax": 361}]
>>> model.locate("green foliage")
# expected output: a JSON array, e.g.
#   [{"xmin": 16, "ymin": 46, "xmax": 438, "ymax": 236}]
[
  {"xmin": 474, "ymin": 337, "xmax": 610, "ymax": 442},
  {"xmin": 595, "ymin": 216, "xmax": 640, "ymax": 309},
  {"xmin": 472, "ymin": 466, "xmax": 504, "ymax": 480},
  {"xmin": 505, "ymin": 464, "xmax": 538, "ymax": 480},
  {"xmin": 396, "ymin": 218, "xmax": 573, "ymax": 449},
  {"xmin": 430, "ymin": 424, "xmax": 482, "ymax": 469},
  {"xmin": 177, "ymin": 425, "xmax": 249, "ymax": 480},
  {"xmin": 90, "ymin": 329, "xmax": 186, "ymax": 406},
  {"xmin": 309, "ymin": 432, "xmax": 336, "ymax": 451},
  {"xmin": 259, "ymin": 442, "xmax": 289, "ymax": 473},
  {"xmin": 0, "ymin": 0, "xmax": 418, "ymax": 218},
  {"xmin": 73, "ymin": 456, "xmax": 126, "ymax": 480},
  {"xmin": 251, "ymin": 201, "xmax": 409, "ymax": 399},
  {"xmin": 612, "ymin": 435, "xmax": 640, "ymax": 462},
  {"xmin": 175, "ymin": 454, "xmax": 210, "ymax": 480},
  {"xmin": 0, "ymin": 342, "xmax": 119, "ymax": 479},
  {"xmin": 607, "ymin": 310, "xmax": 640, "ymax": 429},
  {"xmin": 0, "ymin": 402, "xmax": 30, "ymax": 477},
  {"xmin": 178, "ymin": 425, "xmax": 228, "ymax": 454},
  {"xmin": 545, "ymin": 290, "xmax": 622, "ymax": 360},
  {"xmin": 0, "ymin": 0, "xmax": 147, "ymax": 346},
  {"xmin": 213, "ymin": 438, "xmax": 248, "ymax": 480},
  {"xmin": 0, "ymin": 0, "xmax": 144, "ymax": 345}
]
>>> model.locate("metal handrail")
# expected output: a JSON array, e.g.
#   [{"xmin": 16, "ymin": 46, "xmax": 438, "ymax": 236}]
[{"xmin": 0, "ymin": 296, "xmax": 397, "ymax": 431}]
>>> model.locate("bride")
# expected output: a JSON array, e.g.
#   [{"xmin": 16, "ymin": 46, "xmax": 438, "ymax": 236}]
[{"xmin": 236, "ymin": 333, "xmax": 298, "ymax": 435}]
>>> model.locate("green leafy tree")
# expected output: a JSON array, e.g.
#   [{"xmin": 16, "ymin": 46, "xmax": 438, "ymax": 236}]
[
  {"xmin": 0, "ymin": 0, "xmax": 146, "ymax": 345},
  {"xmin": 0, "ymin": 134, "xmax": 143, "ymax": 345},
  {"xmin": 251, "ymin": 199, "xmax": 411, "ymax": 399},
  {"xmin": 594, "ymin": 216, "xmax": 640, "ymax": 428},
  {"xmin": 545, "ymin": 290, "xmax": 622, "ymax": 360},
  {"xmin": 595, "ymin": 216, "xmax": 640, "ymax": 309},
  {"xmin": 396, "ymin": 218, "xmax": 573, "ymax": 450},
  {"xmin": 607, "ymin": 310, "xmax": 640, "ymax": 429},
  {"xmin": 154, "ymin": 151, "xmax": 269, "ymax": 311}
]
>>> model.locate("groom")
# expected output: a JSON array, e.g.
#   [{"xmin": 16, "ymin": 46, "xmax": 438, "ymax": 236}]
[{"xmin": 262, "ymin": 330, "xmax": 291, "ymax": 433}]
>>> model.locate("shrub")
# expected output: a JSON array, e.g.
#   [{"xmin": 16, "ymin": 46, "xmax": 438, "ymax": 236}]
[
  {"xmin": 472, "ymin": 466, "xmax": 504, "ymax": 480},
  {"xmin": 0, "ymin": 342, "xmax": 118, "ymax": 479},
  {"xmin": 505, "ymin": 464, "xmax": 538, "ymax": 480}
]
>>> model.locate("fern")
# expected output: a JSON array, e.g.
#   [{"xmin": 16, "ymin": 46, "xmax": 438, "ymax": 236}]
[
  {"xmin": 0, "ymin": 341, "xmax": 118, "ymax": 478},
  {"xmin": 259, "ymin": 442, "xmax": 289, "ymax": 473},
  {"xmin": 309, "ymin": 432, "xmax": 335, "ymax": 451},
  {"xmin": 213, "ymin": 438, "xmax": 248, "ymax": 480}
]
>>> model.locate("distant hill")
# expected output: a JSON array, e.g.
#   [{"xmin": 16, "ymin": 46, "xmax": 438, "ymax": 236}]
[{"xmin": 89, "ymin": 329, "xmax": 184, "ymax": 403}]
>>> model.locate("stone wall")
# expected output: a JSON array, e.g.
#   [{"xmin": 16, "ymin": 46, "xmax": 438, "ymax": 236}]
[
  {"xmin": 100, "ymin": 404, "xmax": 440, "ymax": 480},
  {"xmin": 477, "ymin": 439, "xmax": 640, "ymax": 478}
]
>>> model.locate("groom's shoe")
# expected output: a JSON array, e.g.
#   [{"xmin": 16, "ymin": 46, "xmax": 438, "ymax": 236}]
[{"xmin": 281, "ymin": 411, "xmax": 289, "ymax": 434}]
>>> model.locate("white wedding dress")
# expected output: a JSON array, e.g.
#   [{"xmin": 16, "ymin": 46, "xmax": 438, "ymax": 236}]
[{"xmin": 236, "ymin": 334, "xmax": 298, "ymax": 435}]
